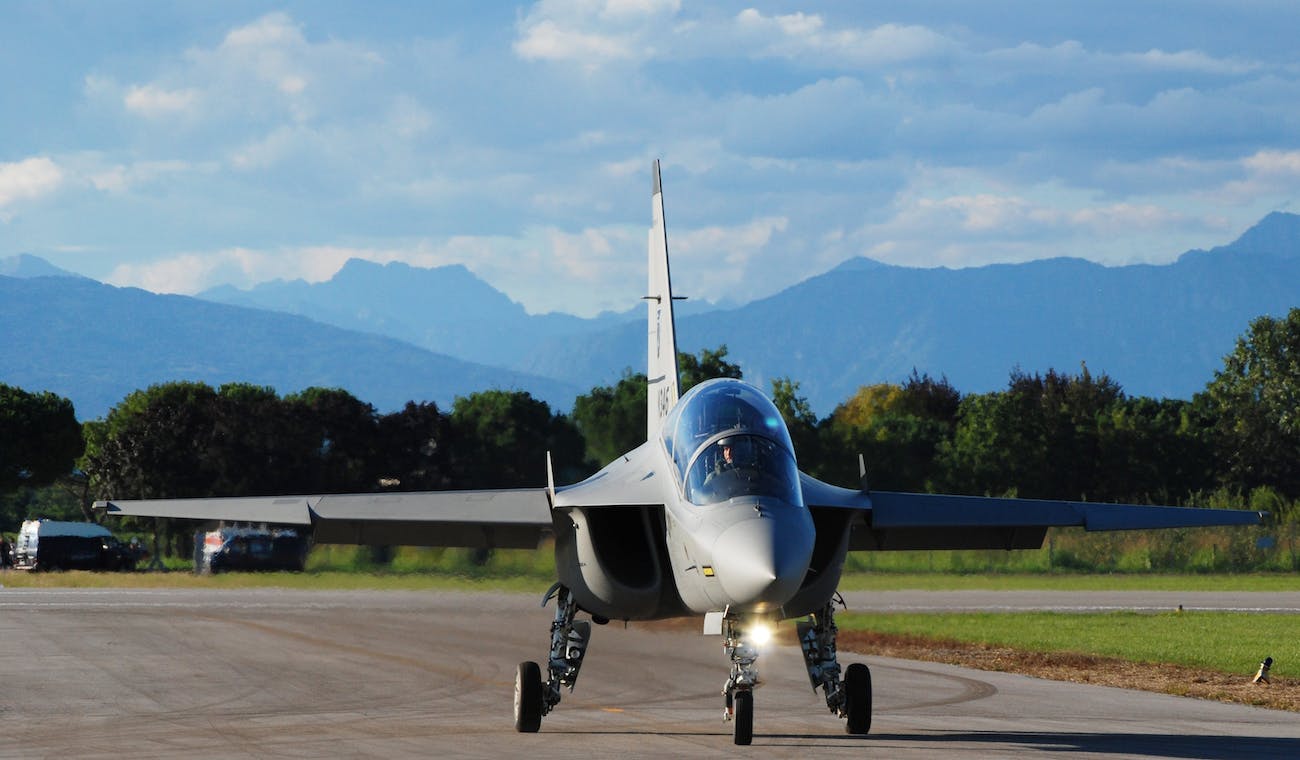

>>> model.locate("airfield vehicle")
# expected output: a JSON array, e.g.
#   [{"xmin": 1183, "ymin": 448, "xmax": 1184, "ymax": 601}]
[
  {"xmin": 13, "ymin": 519, "xmax": 139, "ymax": 571},
  {"xmin": 193, "ymin": 525, "xmax": 309, "ymax": 574}
]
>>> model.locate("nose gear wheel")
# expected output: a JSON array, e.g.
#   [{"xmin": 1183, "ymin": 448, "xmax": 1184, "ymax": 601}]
[{"xmin": 719, "ymin": 614, "xmax": 762, "ymax": 745}]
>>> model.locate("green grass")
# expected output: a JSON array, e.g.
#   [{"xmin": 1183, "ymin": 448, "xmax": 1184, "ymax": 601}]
[
  {"xmin": 0, "ymin": 568, "xmax": 554, "ymax": 592},
  {"xmin": 836, "ymin": 571, "xmax": 1300, "ymax": 591},
  {"xmin": 4, "ymin": 539, "xmax": 1296, "ymax": 592},
  {"xmin": 0, "ymin": 545, "xmax": 560, "ymax": 590},
  {"xmin": 837, "ymin": 610, "xmax": 1297, "ymax": 675}
]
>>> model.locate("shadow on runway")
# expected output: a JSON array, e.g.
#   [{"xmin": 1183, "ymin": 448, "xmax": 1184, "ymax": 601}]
[
  {"xmin": 547, "ymin": 726, "xmax": 1300, "ymax": 757},
  {"xmin": 757, "ymin": 731, "xmax": 1300, "ymax": 757}
]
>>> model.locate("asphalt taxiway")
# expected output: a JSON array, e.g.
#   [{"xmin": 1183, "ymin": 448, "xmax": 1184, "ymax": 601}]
[{"xmin": 2, "ymin": 586, "xmax": 1297, "ymax": 758}]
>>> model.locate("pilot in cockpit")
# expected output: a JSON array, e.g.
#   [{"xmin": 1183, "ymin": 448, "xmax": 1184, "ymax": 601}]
[
  {"xmin": 715, "ymin": 439, "xmax": 737, "ymax": 473},
  {"xmin": 704, "ymin": 437, "xmax": 742, "ymax": 490}
]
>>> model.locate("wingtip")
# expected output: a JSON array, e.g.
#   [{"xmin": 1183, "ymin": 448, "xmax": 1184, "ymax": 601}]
[{"xmin": 652, "ymin": 159, "xmax": 661, "ymax": 196}]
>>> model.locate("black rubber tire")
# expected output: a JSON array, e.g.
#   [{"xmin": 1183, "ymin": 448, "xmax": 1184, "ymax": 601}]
[
  {"xmin": 514, "ymin": 661, "xmax": 543, "ymax": 733},
  {"xmin": 732, "ymin": 689, "xmax": 753, "ymax": 746},
  {"xmin": 844, "ymin": 662, "xmax": 872, "ymax": 735}
]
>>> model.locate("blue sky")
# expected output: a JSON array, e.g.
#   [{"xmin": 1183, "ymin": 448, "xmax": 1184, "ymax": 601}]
[{"xmin": 3, "ymin": 1, "xmax": 1299, "ymax": 316}]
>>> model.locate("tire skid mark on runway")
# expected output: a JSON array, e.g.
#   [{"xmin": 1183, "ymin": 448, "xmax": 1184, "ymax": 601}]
[
  {"xmin": 193, "ymin": 612, "xmax": 647, "ymax": 718},
  {"xmin": 193, "ymin": 613, "xmax": 484, "ymax": 687},
  {"xmin": 870, "ymin": 660, "xmax": 1000, "ymax": 712}
]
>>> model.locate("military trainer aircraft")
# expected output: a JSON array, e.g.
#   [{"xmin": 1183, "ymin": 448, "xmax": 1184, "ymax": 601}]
[{"xmin": 97, "ymin": 161, "xmax": 1266, "ymax": 745}]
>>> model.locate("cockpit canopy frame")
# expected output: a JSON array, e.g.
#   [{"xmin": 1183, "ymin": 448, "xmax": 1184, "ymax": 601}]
[{"xmin": 660, "ymin": 379, "xmax": 802, "ymax": 507}]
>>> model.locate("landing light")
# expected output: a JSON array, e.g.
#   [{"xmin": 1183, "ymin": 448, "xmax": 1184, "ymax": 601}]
[{"xmin": 748, "ymin": 623, "xmax": 773, "ymax": 647}]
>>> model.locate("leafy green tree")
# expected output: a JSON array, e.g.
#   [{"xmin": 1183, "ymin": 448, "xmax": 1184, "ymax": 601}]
[
  {"xmin": 284, "ymin": 387, "xmax": 381, "ymax": 493},
  {"xmin": 1201, "ymin": 308, "xmax": 1300, "ymax": 497},
  {"xmin": 571, "ymin": 347, "xmax": 744, "ymax": 466},
  {"xmin": 0, "ymin": 482, "xmax": 88, "ymax": 532},
  {"xmin": 818, "ymin": 373, "xmax": 959, "ymax": 491},
  {"xmin": 376, "ymin": 401, "xmax": 452, "ymax": 491},
  {"xmin": 85, "ymin": 382, "xmax": 393, "ymax": 555},
  {"xmin": 770, "ymin": 376, "xmax": 820, "ymax": 469},
  {"xmin": 0, "ymin": 384, "xmax": 84, "ymax": 494},
  {"xmin": 938, "ymin": 366, "xmax": 1125, "ymax": 499},
  {"xmin": 84, "ymin": 381, "xmax": 223, "ymax": 500},
  {"xmin": 449, "ymin": 390, "xmax": 590, "ymax": 488},
  {"xmin": 571, "ymin": 370, "xmax": 647, "ymax": 466},
  {"xmin": 206, "ymin": 383, "xmax": 310, "ymax": 496},
  {"xmin": 898, "ymin": 370, "xmax": 961, "ymax": 427},
  {"xmin": 679, "ymin": 345, "xmax": 742, "ymax": 392},
  {"xmin": 1104, "ymin": 396, "xmax": 1215, "ymax": 503}
]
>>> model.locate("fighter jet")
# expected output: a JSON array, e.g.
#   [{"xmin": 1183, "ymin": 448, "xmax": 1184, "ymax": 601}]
[{"xmin": 96, "ymin": 161, "xmax": 1266, "ymax": 746}]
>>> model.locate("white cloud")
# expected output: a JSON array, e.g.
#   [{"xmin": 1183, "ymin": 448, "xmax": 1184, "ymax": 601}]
[
  {"xmin": 513, "ymin": 0, "xmax": 684, "ymax": 66},
  {"xmin": 1066, "ymin": 203, "xmax": 1188, "ymax": 234},
  {"xmin": 106, "ymin": 11, "xmax": 384, "ymax": 135},
  {"xmin": 514, "ymin": 19, "xmax": 637, "ymax": 63},
  {"xmin": 0, "ymin": 157, "xmax": 63, "ymax": 212},
  {"xmin": 106, "ymin": 245, "xmax": 373, "ymax": 294},
  {"xmin": 985, "ymin": 40, "xmax": 1259, "ymax": 79},
  {"xmin": 512, "ymin": 4, "xmax": 957, "ymax": 71},
  {"xmin": 1124, "ymin": 48, "xmax": 1258, "ymax": 75},
  {"xmin": 98, "ymin": 212, "xmax": 795, "ymax": 317},
  {"xmin": 734, "ymin": 10, "xmax": 955, "ymax": 67},
  {"xmin": 1214, "ymin": 149, "xmax": 1300, "ymax": 204},
  {"xmin": 229, "ymin": 126, "xmax": 310, "ymax": 171},
  {"xmin": 601, "ymin": 0, "xmax": 681, "ymax": 20},
  {"xmin": 18, "ymin": 4, "xmax": 1300, "ymax": 317},
  {"xmin": 108, "ymin": 251, "xmax": 241, "ymax": 294},
  {"xmin": 667, "ymin": 216, "xmax": 789, "ymax": 300},
  {"xmin": 1243, "ymin": 149, "xmax": 1300, "ymax": 176},
  {"xmin": 123, "ymin": 84, "xmax": 199, "ymax": 117},
  {"xmin": 220, "ymin": 12, "xmax": 305, "ymax": 49},
  {"xmin": 87, "ymin": 159, "xmax": 196, "ymax": 193}
]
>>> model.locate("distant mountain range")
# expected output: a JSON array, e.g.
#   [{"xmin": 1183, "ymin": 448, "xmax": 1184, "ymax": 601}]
[
  {"xmin": 0, "ymin": 275, "xmax": 580, "ymax": 419},
  {"xmin": 198, "ymin": 259, "xmax": 726, "ymax": 371},
  {"xmin": 0, "ymin": 253, "xmax": 85, "ymax": 279},
  {"xmin": 3, "ymin": 212, "xmax": 1299, "ymax": 418}
]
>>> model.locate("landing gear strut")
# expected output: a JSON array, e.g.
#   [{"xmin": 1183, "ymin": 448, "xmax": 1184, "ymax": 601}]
[
  {"xmin": 514, "ymin": 583, "xmax": 591, "ymax": 733},
  {"xmin": 797, "ymin": 597, "xmax": 871, "ymax": 734},
  {"xmin": 720, "ymin": 615, "xmax": 762, "ymax": 745}
]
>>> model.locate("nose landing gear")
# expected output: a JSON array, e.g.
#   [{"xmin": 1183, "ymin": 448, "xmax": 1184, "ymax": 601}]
[{"xmin": 720, "ymin": 615, "xmax": 763, "ymax": 745}]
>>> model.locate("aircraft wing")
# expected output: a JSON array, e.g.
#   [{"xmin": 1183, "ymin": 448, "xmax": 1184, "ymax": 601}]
[
  {"xmin": 799, "ymin": 473, "xmax": 1267, "ymax": 551},
  {"xmin": 95, "ymin": 442, "xmax": 669, "ymax": 548},
  {"xmin": 94, "ymin": 488, "xmax": 554, "ymax": 549},
  {"xmin": 552, "ymin": 440, "xmax": 667, "ymax": 510}
]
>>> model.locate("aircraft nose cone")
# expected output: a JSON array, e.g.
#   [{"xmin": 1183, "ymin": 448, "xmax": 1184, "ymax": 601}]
[{"xmin": 711, "ymin": 514, "xmax": 812, "ymax": 607}]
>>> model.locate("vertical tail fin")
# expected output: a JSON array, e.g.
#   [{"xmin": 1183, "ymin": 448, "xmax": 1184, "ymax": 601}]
[{"xmin": 646, "ymin": 159, "xmax": 680, "ymax": 439}]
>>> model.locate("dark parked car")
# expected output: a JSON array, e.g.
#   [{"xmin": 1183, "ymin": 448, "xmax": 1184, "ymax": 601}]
[{"xmin": 194, "ymin": 526, "xmax": 309, "ymax": 574}]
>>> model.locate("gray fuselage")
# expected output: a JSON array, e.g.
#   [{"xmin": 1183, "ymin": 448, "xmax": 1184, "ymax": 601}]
[{"xmin": 552, "ymin": 379, "xmax": 840, "ymax": 622}]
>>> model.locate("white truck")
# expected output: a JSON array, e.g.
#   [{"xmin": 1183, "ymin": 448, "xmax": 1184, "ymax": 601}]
[{"xmin": 13, "ymin": 519, "xmax": 139, "ymax": 571}]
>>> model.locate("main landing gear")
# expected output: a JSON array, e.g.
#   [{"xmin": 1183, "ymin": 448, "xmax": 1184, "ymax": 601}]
[
  {"xmin": 515, "ymin": 583, "xmax": 591, "ymax": 733},
  {"xmin": 796, "ymin": 597, "xmax": 872, "ymax": 735},
  {"xmin": 514, "ymin": 587, "xmax": 872, "ymax": 743}
]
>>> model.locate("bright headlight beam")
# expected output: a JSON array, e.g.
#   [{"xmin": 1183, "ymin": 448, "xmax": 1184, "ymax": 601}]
[{"xmin": 749, "ymin": 623, "xmax": 773, "ymax": 647}]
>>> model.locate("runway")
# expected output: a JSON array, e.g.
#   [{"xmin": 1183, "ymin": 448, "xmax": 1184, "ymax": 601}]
[{"xmin": 2, "ymin": 587, "xmax": 1298, "ymax": 758}]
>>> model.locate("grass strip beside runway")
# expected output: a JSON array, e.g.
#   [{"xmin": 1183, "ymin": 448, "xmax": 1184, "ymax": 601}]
[
  {"xmin": 836, "ymin": 572, "xmax": 1300, "ymax": 591},
  {"xmin": 837, "ymin": 610, "xmax": 1299, "ymax": 711},
  {"xmin": 838, "ymin": 610, "xmax": 1296, "ymax": 674},
  {"xmin": 3, "ymin": 567, "xmax": 1298, "ymax": 592}
]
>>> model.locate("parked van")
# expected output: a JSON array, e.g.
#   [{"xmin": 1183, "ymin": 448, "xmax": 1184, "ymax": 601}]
[
  {"xmin": 13, "ymin": 519, "xmax": 139, "ymax": 571},
  {"xmin": 193, "ymin": 525, "xmax": 309, "ymax": 574}
]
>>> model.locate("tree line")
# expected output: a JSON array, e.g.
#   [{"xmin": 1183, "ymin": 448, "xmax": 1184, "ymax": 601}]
[{"xmin": 3, "ymin": 308, "xmax": 1298, "ymax": 551}]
